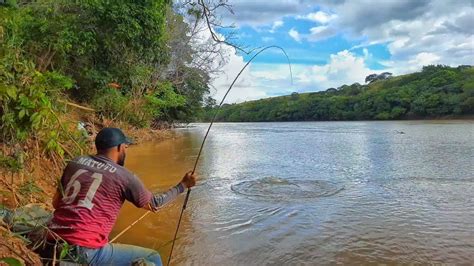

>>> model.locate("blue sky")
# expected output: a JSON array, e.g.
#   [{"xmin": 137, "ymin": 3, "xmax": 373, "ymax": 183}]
[
  {"xmin": 206, "ymin": 0, "xmax": 473, "ymax": 103},
  {"xmin": 222, "ymin": 21, "xmax": 391, "ymax": 69}
]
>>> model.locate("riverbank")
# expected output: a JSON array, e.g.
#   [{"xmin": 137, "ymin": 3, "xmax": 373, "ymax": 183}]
[
  {"xmin": 0, "ymin": 110, "xmax": 173, "ymax": 264},
  {"xmin": 201, "ymin": 116, "xmax": 474, "ymax": 123}
]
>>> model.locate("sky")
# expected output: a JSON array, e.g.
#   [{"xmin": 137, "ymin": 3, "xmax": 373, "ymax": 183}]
[{"xmin": 207, "ymin": 0, "xmax": 474, "ymax": 103}]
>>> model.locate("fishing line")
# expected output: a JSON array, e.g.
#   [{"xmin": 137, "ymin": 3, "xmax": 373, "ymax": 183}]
[
  {"xmin": 110, "ymin": 45, "xmax": 293, "ymax": 265},
  {"xmin": 167, "ymin": 45, "xmax": 292, "ymax": 265}
]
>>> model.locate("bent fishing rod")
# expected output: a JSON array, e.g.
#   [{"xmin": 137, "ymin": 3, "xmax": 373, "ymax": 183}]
[
  {"xmin": 110, "ymin": 45, "xmax": 292, "ymax": 266},
  {"xmin": 166, "ymin": 45, "xmax": 292, "ymax": 265}
]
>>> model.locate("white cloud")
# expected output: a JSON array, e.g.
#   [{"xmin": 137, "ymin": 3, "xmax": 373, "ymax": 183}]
[
  {"xmin": 287, "ymin": 26, "xmax": 336, "ymax": 43},
  {"xmin": 184, "ymin": 21, "xmax": 267, "ymax": 104},
  {"xmin": 382, "ymin": 51, "xmax": 442, "ymax": 74},
  {"xmin": 211, "ymin": 49, "xmax": 377, "ymax": 103},
  {"xmin": 223, "ymin": 0, "xmax": 472, "ymax": 66},
  {"xmin": 210, "ymin": 49, "xmax": 266, "ymax": 103},
  {"xmin": 363, "ymin": 48, "xmax": 369, "ymax": 58},
  {"xmin": 409, "ymin": 52, "xmax": 441, "ymax": 66},
  {"xmin": 270, "ymin": 20, "xmax": 284, "ymax": 33},
  {"xmin": 294, "ymin": 50, "xmax": 373, "ymax": 89},
  {"xmin": 218, "ymin": 1, "xmax": 311, "ymax": 26},
  {"xmin": 331, "ymin": 1, "xmax": 474, "ymax": 67},
  {"xmin": 308, "ymin": 25, "xmax": 337, "ymax": 41},
  {"xmin": 289, "ymin": 28, "xmax": 302, "ymax": 42},
  {"xmin": 297, "ymin": 11, "xmax": 337, "ymax": 24},
  {"xmin": 251, "ymin": 63, "xmax": 293, "ymax": 82},
  {"xmin": 189, "ymin": 20, "xmax": 292, "ymax": 104}
]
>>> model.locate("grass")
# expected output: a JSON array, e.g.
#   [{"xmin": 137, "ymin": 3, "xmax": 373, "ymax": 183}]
[{"xmin": 0, "ymin": 154, "xmax": 22, "ymax": 173}]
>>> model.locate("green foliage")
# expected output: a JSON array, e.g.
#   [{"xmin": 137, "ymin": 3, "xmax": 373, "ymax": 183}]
[
  {"xmin": 91, "ymin": 88, "xmax": 128, "ymax": 121},
  {"xmin": 0, "ymin": 4, "xmax": 85, "ymax": 159},
  {"xmin": 0, "ymin": 154, "xmax": 22, "ymax": 172},
  {"xmin": 2, "ymin": 0, "xmax": 169, "ymax": 101},
  {"xmin": 0, "ymin": 50, "xmax": 74, "ymax": 155},
  {"xmin": 45, "ymin": 130, "xmax": 65, "ymax": 157},
  {"xmin": 148, "ymin": 82, "xmax": 186, "ymax": 114},
  {"xmin": 205, "ymin": 65, "xmax": 474, "ymax": 122},
  {"xmin": 65, "ymin": 0, "xmax": 170, "ymax": 100},
  {"xmin": 91, "ymin": 82, "xmax": 186, "ymax": 128},
  {"xmin": 0, "ymin": 47, "xmax": 73, "ymax": 144},
  {"xmin": 19, "ymin": 179, "xmax": 43, "ymax": 196},
  {"xmin": 1, "ymin": 0, "xmax": 211, "ymax": 160},
  {"xmin": 60, "ymin": 242, "xmax": 70, "ymax": 260},
  {"xmin": 0, "ymin": 257, "xmax": 22, "ymax": 266}
]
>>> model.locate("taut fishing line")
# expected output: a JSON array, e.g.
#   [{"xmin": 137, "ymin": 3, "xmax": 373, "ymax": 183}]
[{"xmin": 110, "ymin": 45, "xmax": 293, "ymax": 266}]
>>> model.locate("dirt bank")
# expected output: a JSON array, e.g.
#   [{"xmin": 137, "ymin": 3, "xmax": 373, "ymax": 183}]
[{"xmin": 0, "ymin": 111, "xmax": 174, "ymax": 264}]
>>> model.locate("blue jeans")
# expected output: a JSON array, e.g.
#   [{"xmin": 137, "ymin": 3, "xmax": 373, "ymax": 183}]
[{"xmin": 77, "ymin": 243, "xmax": 162, "ymax": 266}]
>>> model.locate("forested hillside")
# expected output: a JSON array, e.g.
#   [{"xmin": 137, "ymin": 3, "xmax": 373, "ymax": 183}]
[{"xmin": 205, "ymin": 65, "xmax": 474, "ymax": 122}]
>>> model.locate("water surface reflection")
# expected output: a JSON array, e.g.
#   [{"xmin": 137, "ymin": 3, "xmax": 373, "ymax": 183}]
[{"xmin": 113, "ymin": 121, "xmax": 474, "ymax": 265}]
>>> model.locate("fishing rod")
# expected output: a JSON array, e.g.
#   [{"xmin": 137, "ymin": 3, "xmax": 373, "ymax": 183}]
[
  {"xmin": 166, "ymin": 45, "xmax": 292, "ymax": 265},
  {"xmin": 110, "ymin": 45, "xmax": 293, "ymax": 265}
]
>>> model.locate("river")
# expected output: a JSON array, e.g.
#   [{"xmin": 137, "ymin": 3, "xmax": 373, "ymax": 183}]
[{"xmin": 112, "ymin": 121, "xmax": 474, "ymax": 265}]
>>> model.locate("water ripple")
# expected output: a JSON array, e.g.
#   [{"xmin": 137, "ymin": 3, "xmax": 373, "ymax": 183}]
[{"xmin": 230, "ymin": 176, "xmax": 345, "ymax": 200}]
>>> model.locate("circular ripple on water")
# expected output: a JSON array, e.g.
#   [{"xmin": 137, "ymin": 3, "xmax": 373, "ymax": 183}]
[{"xmin": 231, "ymin": 176, "xmax": 344, "ymax": 200}]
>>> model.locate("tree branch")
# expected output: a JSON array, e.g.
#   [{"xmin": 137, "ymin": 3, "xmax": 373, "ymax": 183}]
[{"xmin": 197, "ymin": 0, "xmax": 258, "ymax": 55}]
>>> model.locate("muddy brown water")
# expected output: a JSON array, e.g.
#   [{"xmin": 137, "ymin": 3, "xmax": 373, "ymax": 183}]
[{"xmin": 112, "ymin": 121, "xmax": 474, "ymax": 265}]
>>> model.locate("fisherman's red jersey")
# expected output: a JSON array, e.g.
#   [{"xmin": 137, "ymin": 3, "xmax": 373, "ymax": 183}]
[{"xmin": 49, "ymin": 155, "xmax": 152, "ymax": 248}]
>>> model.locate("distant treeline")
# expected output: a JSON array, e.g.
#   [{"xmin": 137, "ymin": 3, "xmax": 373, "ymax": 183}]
[{"xmin": 203, "ymin": 65, "xmax": 474, "ymax": 122}]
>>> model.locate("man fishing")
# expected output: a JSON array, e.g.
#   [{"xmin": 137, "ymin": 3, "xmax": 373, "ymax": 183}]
[{"xmin": 45, "ymin": 127, "xmax": 197, "ymax": 265}]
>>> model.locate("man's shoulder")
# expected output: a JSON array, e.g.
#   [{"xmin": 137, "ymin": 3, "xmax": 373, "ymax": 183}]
[{"xmin": 113, "ymin": 164, "xmax": 137, "ymax": 181}]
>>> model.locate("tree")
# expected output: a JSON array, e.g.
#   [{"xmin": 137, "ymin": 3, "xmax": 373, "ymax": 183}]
[
  {"xmin": 365, "ymin": 72, "xmax": 392, "ymax": 83},
  {"xmin": 365, "ymin": 74, "xmax": 378, "ymax": 83}
]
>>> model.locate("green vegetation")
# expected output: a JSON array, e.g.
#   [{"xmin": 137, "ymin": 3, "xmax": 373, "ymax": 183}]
[
  {"xmin": 1, "ymin": 0, "xmax": 214, "ymax": 158},
  {"xmin": 0, "ymin": 153, "xmax": 22, "ymax": 172},
  {"xmin": 0, "ymin": 257, "xmax": 22, "ymax": 266},
  {"xmin": 205, "ymin": 65, "xmax": 474, "ymax": 122}
]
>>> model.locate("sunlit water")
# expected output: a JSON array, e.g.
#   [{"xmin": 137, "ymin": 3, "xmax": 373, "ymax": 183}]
[{"xmin": 112, "ymin": 121, "xmax": 474, "ymax": 265}]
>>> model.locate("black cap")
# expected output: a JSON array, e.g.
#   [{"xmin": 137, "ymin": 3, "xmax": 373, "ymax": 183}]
[{"xmin": 95, "ymin": 127, "xmax": 133, "ymax": 150}]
